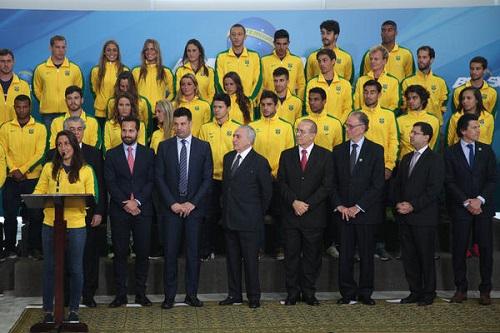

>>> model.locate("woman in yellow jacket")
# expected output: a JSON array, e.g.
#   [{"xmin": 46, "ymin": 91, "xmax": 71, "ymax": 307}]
[
  {"xmin": 106, "ymin": 71, "xmax": 151, "ymax": 132},
  {"xmin": 90, "ymin": 40, "xmax": 128, "ymax": 129},
  {"xmin": 104, "ymin": 92, "xmax": 146, "ymax": 152},
  {"xmin": 34, "ymin": 130, "xmax": 96, "ymax": 323},
  {"xmin": 132, "ymin": 39, "xmax": 174, "ymax": 107},
  {"xmin": 150, "ymin": 99, "xmax": 174, "ymax": 153},
  {"xmin": 173, "ymin": 74, "xmax": 211, "ymax": 137},
  {"xmin": 222, "ymin": 72, "xmax": 254, "ymax": 124},
  {"xmin": 175, "ymin": 39, "xmax": 215, "ymax": 103},
  {"xmin": 446, "ymin": 87, "xmax": 494, "ymax": 146}
]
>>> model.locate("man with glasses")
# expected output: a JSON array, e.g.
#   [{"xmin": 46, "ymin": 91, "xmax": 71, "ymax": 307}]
[
  {"xmin": 332, "ymin": 111, "xmax": 385, "ymax": 305},
  {"xmin": 392, "ymin": 122, "xmax": 444, "ymax": 306}
]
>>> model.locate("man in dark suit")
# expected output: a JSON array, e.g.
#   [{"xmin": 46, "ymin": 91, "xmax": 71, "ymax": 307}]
[
  {"xmin": 278, "ymin": 119, "xmax": 332, "ymax": 306},
  {"xmin": 219, "ymin": 125, "xmax": 273, "ymax": 309},
  {"xmin": 332, "ymin": 111, "xmax": 385, "ymax": 305},
  {"xmin": 392, "ymin": 122, "xmax": 444, "ymax": 306},
  {"xmin": 445, "ymin": 113, "xmax": 497, "ymax": 305},
  {"xmin": 104, "ymin": 116, "xmax": 155, "ymax": 307},
  {"xmin": 155, "ymin": 107, "xmax": 213, "ymax": 309}
]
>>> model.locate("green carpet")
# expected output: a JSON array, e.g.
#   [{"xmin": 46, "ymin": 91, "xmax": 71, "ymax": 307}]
[{"xmin": 10, "ymin": 300, "xmax": 500, "ymax": 333}]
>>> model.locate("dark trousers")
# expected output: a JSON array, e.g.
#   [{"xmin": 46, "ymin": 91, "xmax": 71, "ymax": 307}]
[
  {"xmin": 82, "ymin": 222, "xmax": 102, "ymax": 299},
  {"xmin": 224, "ymin": 228, "xmax": 260, "ymax": 301},
  {"xmin": 2, "ymin": 178, "xmax": 43, "ymax": 252},
  {"xmin": 263, "ymin": 182, "xmax": 282, "ymax": 253},
  {"xmin": 163, "ymin": 214, "xmax": 201, "ymax": 300},
  {"xmin": 452, "ymin": 213, "xmax": 493, "ymax": 293},
  {"xmin": 200, "ymin": 180, "xmax": 223, "ymax": 256},
  {"xmin": 110, "ymin": 215, "xmax": 151, "ymax": 297},
  {"xmin": 339, "ymin": 222, "xmax": 376, "ymax": 300},
  {"xmin": 284, "ymin": 226, "xmax": 323, "ymax": 299},
  {"xmin": 400, "ymin": 223, "xmax": 436, "ymax": 300}
]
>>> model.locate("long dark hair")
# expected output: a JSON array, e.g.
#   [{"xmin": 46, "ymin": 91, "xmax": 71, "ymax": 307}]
[
  {"xmin": 182, "ymin": 39, "xmax": 209, "ymax": 76},
  {"xmin": 51, "ymin": 130, "xmax": 85, "ymax": 184},
  {"xmin": 113, "ymin": 92, "xmax": 139, "ymax": 123},
  {"xmin": 96, "ymin": 40, "xmax": 125, "ymax": 91},
  {"xmin": 457, "ymin": 86, "xmax": 486, "ymax": 116},
  {"xmin": 223, "ymin": 72, "xmax": 251, "ymax": 124}
]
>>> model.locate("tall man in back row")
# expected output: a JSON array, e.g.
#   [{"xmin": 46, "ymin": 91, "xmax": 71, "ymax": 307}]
[{"xmin": 215, "ymin": 24, "xmax": 262, "ymax": 101}]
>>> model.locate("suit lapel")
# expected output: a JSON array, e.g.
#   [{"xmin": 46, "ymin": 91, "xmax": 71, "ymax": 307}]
[
  {"xmin": 407, "ymin": 148, "xmax": 429, "ymax": 179},
  {"xmin": 120, "ymin": 145, "xmax": 133, "ymax": 177},
  {"xmin": 303, "ymin": 146, "xmax": 319, "ymax": 174},
  {"xmin": 233, "ymin": 149, "xmax": 254, "ymax": 177},
  {"xmin": 454, "ymin": 143, "xmax": 472, "ymax": 172}
]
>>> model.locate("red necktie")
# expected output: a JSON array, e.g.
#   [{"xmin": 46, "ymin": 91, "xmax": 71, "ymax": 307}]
[
  {"xmin": 127, "ymin": 146, "xmax": 134, "ymax": 174},
  {"xmin": 300, "ymin": 149, "xmax": 308, "ymax": 171}
]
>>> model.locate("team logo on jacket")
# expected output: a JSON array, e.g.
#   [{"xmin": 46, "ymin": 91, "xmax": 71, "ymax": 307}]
[
  {"xmin": 288, "ymin": 105, "xmax": 294, "ymax": 111},
  {"xmin": 288, "ymin": 63, "xmax": 293, "ymax": 69},
  {"xmin": 336, "ymin": 86, "xmax": 341, "ymax": 92},
  {"xmin": 479, "ymin": 119, "xmax": 484, "ymax": 125},
  {"xmin": 195, "ymin": 106, "xmax": 199, "ymax": 111},
  {"xmin": 382, "ymin": 84, "xmax": 388, "ymax": 90},
  {"xmin": 379, "ymin": 118, "xmax": 385, "ymax": 124},
  {"xmin": 275, "ymin": 129, "xmax": 281, "ymax": 135},
  {"xmin": 65, "ymin": 70, "xmax": 70, "ymax": 76},
  {"xmin": 29, "ymin": 129, "xmax": 34, "ymax": 134},
  {"xmin": 226, "ymin": 130, "xmax": 233, "ymax": 136},
  {"xmin": 431, "ymin": 85, "xmax": 437, "ymax": 91},
  {"xmin": 245, "ymin": 60, "xmax": 250, "ymax": 65},
  {"xmin": 14, "ymin": 86, "xmax": 19, "ymax": 92},
  {"xmin": 396, "ymin": 56, "xmax": 401, "ymax": 61},
  {"xmin": 324, "ymin": 125, "xmax": 329, "ymax": 131},
  {"xmin": 337, "ymin": 58, "xmax": 342, "ymax": 64},
  {"xmin": 482, "ymin": 93, "xmax": 487, "ymax": 100}
]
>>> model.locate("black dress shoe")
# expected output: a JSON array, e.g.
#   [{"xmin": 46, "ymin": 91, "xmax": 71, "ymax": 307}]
[
  {"xmin": 400, "ymin": 294, "xmax": 420, "ymax": 304},
  {"xmin": 337, "ymin": 298, "xmax": 353, "ymax": 304},
  {"xmin": 219, "ymin": 296, "xmax": 243, "ymax": 306},
  {"xmin": 417, "ymin": 298, "xmax": 434, "ymax": 306},
  {"xmin": 284, "ymin": 297, "xmax": 297, "ymax": 305},
  {"xmin": 248, "ymin": 300, "xmax": 260, "ymax": 308},
  {"xmin": 109, "ymin": 296, "xmax": 128, "ymax": 308},
  {"xmin": 161, "ymin": 299, "xmax": 174, "ymax": 309},
  {"xmin": 304, "ymin": 296, "xmax": 320, "ymax": 306},
  {"xmin": 358, "ymin": 296, "xmax": 375, "ymax": 305},
  {"xmin": 135, "ymin": 294, "xmax": 152, "ymax": 306},
  {"xmin": 82, "ymin": 297, "xmax": 97, "ymax": 308},
  {"xmin": 185, "ymin": 295, "xmax": 203, "ymax": 307}
]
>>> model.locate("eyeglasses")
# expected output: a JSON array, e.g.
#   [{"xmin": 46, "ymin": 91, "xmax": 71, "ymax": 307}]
[{"xmin": 344, "ymin": 123, "xmax": 364, "ymax": 130}]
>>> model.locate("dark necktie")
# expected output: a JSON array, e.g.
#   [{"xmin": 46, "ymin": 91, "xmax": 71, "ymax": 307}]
[
  {"xmin": 350, "ymin": 143, "xmax": 358, "ymax": 174},
  {"xmin": 300, "ymin": 149, "xmax": 308, "ymax": 172},
  {"xmin": 467, "ymin": 143, "xmax": 474, "ymax": 168},
  {"xmin": 179, "ymin": 139, "xmax": 188, "ymax": 195},
  {"xmin": 231, "ymin": 154, "xmax": 241, "ymax": 176}
]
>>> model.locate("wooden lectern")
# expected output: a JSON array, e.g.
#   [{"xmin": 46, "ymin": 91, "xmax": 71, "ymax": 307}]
[{"xmin": 22, "ymin": 194, "xmax": 94, "ymax": 333}]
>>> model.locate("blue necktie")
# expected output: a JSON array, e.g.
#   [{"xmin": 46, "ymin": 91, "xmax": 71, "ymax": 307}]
[
  {"xmin": 467, "ymin": 143, "xmax": 474, "ymax": 168},
  {"xmin": 179, "ymin": 139, "xmax": 188, "ymax": 195}
]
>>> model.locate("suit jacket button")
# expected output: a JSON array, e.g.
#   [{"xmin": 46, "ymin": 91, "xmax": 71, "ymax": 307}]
[{"xmin": 301, "ymin": 177, "xmax": 304, "ymax": 180}]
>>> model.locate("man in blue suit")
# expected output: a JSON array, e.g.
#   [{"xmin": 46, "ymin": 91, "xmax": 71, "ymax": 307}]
[{"xmin": 155, "ymin": 107, "xmax": 213, "ymax": 309}]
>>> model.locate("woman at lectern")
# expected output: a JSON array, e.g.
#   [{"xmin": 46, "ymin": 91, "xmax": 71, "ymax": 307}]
[{"xmin": 33, "ymin": 130, "xmax": 97, "ymax": 324}]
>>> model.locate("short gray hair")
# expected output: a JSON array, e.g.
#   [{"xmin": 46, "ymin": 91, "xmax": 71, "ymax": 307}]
[
  {"xmin": 63, "ymin": 116, "xmax": 86, "ymax": 131},
  {"xmin": 349, "ymin": 111, "xmax": 369, "ymax": 131},
  {"xmin": 299, "ymin": 119, "xmax": 317, "ymax": 134},
  {"xmin": 239, "ymin": 125, "xmax": 256, "ymax": 144}
]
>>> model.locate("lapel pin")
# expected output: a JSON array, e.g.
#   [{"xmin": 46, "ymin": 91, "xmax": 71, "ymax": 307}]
[
  {"xmin": 359, "ymin": 158, "xmax": 363, "ymax": 162},
  {"xmin": 478, "ymin": 147, "xmax": 482, "ymax": 151}
]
